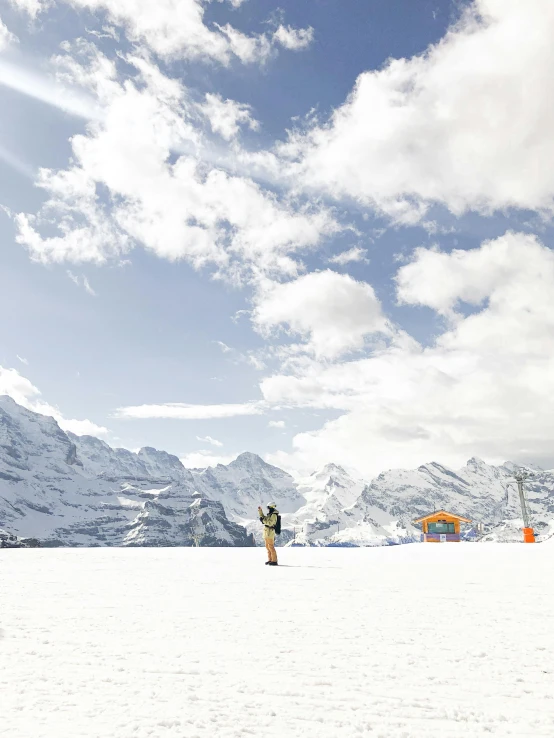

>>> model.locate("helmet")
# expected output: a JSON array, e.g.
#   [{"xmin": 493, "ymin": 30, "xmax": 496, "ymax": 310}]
[{"xmin": 267, "ymin": 502, "xmax": 277, "ymax": 509}]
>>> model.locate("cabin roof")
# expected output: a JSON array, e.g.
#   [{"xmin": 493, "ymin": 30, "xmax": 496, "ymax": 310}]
[{"xmin": 412, "ymin": 509, "xmax": 472, "ymax": 524}]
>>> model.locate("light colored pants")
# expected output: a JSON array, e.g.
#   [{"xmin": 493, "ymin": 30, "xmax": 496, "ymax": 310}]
[{"xmin": 265, "ymin": 538, "xmax": 278, "ymax": 563}]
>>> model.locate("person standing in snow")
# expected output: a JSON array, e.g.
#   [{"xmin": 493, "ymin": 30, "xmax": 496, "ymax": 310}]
[{"xmin": 258, "ymin": 503, "xmax": 279, "ymax": 566}]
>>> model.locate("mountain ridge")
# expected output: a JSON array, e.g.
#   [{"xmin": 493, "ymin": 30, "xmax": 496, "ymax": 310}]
[{"xmin": 2, "ymin": 395, "xmax": 554, "ymax": 547}]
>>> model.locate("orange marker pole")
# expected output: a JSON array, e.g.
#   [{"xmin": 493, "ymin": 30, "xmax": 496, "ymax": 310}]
[{"xmin": 515, "ymin": 474, "xmax": 535, "ymax": 543}]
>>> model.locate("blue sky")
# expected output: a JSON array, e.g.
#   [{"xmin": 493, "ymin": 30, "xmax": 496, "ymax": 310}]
[{"xmin": 1, "ymin": 0, "xmax": 554, "ymax": 477}]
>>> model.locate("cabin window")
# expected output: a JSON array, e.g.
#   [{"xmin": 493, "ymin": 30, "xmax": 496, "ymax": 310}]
[{"xmin": 427, "ymin": 522, "xmax": 456, "ymax": 534}]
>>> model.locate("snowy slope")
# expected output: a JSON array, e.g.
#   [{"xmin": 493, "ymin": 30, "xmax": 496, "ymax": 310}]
[{"xmin": 2, "ymin": 545, "xmax": 553, "ymax": 737}]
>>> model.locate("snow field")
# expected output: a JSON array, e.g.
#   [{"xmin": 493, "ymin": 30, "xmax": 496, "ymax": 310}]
[{"xmin": 1, "ymin": 544, "xmax": 553, "ymax": 737}]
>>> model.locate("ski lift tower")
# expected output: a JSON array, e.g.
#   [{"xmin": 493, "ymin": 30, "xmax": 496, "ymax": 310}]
[{"xmin": 512, "ymin": 471, "xmax": 535, "ymax": 543}]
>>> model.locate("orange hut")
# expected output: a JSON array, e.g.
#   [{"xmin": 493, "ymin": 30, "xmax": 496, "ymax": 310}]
[{"xmin": 413, "ymin": 510, "xmax": 471, "ymax": 543}]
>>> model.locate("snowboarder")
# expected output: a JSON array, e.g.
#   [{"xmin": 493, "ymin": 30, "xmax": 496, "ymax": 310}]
[{"xmin": 258, "ymin": 503, "xmax": 279, "ymax": 566}]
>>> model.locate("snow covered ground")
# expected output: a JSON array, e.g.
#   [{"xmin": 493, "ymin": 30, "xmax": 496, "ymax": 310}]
[{"xmin": 2, "ymin": 544, "xmax": 553, "ymax": 737}]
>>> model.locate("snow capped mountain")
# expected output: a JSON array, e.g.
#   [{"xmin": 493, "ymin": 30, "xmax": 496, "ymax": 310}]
[
  {"xmin": 0, "ymin": 395, "xmax": 81, "ymax": 478},
  {"xmin": 289, "ymin": 463, "xmax": 419, "ymax": 547},
  {"xmin": 0, "ymin": 396, "xmax": 253, "ymax": 547},
  {"xmin": 284, "ymin": 455, "xmax": 554, "ymax": 547},
  {"xmin": 299, "ymin": 463, "xmax": 364, "ymax": 509},
  {"xmin": 191, "ymin": 451, "xmax": 305, "ymax": 521},
  {"xmin": 68, "ymin": 433, "xmax": 196, "ymax": 483},
  {"xmin": 351, "ymin": 456, "xmax": 554, "ymax": 527},
  {"xmin": 2, "ymin": 395, "xmax": 554, "ymax": 548}
]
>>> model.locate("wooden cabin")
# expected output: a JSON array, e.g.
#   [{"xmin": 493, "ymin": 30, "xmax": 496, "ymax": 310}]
[{"xmin": 413, "ymin": 510, "xmax": 471, "ymax": 543}]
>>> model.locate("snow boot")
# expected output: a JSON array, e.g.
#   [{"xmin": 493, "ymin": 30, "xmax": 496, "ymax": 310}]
[
  {"xmin": 265, "ymin": 561, "xmax": 271, "ymax": 565},
  {"xmin": 268, "ymin": 561, "xmax": 279, "ymax": 566}
]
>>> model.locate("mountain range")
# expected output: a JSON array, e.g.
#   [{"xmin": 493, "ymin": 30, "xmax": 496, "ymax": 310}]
[{"xmin": 1, "ymin": 395, "xmax": 553, "ymax": 547}]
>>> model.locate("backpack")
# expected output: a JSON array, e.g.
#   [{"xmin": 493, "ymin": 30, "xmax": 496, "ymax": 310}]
[{"xmin": 274, "ymin": 514, "xmax": 281, "ymax": 536}]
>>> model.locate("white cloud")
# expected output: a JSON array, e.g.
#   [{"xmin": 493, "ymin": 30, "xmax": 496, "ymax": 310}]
[
  {"xmin": 200, "ymin": 93, "xmax": 259, "ymax": 141},
  {"xmin": 82, "ymin": 276, "xmax": 96, "ymax": 295},
  {"xmin": 0, "ymin": 16, "xmax": 18, "ymax": 49},
  {"xmin": 396, "ymin": 231, "xmax": 549, "ymax": 317},
  {"xmin": 264, "ymin": 232, "xmax": 554, "ymax": 477},
  {"xmin": 196, "ymin": 435, "xmax": 223, "ymax": 447},
  {"xmin": 11, "ymin": 0, "xmax": 306, "ymax": 65},
  {"xmin": 215, "ymin": 341, "xmax": 233, "ymax": 353},
  {"xmin": 116, "ymin": 401, "xmax": 264, "ymax": 419},
  {"xmin": 329, "ymin": 246, "xmax": 369, "ymax": 265},
  {"xmin": 85, "ymin": 24, "xmax": 119, "ymax": 41},
  {"xmin": 273, "ymin": 24, "xmax": 314, "ymax": 51},
  {"xmin": 216, "ymin": 0, "xmax": 248, "ymax": 7},
  {"xmin": 180, "ymin": 449, "xmax": 238, "ymax": 469},
  {"xmin": 287, "ymin": 0, "xmax": 554, "ymax": 221},
  {"xmin": 67, "ymin": 270, "xmax": 97, "ymax": 295},
  {"xmin": 0, "ymin": 366, "xmax": 109, "ymax": 437},
  {"xmin": 268, "ymin": 420, "xmax": 285, "ymax": 428},
  {"xmin": 253, "ymin": 270, "xmax": 390, "ymax": 359},
  {"xmin": 246, "ymin": 353, "xmax": 266, "ymax": 371},
  {"xmin": 15, "ymin": 50, "xmax": 337, "ymax": 279},
  {"xmin": 215, "ymin": 22, "xmax": 272, "ymax": 65},
  {"xmin": 17, "ymin": 166, "xmax": 130, "ymax": 264},
  {"xmin": 8, "ymin": 0, "xmax": 42, "ymax": 20},
  {"xmin": 61, "ymin": 416, "xmax": 109, "ymax": 435}
]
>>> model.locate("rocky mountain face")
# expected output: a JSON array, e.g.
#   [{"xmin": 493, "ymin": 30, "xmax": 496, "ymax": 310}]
[
  {"xmin": 350, "ymin": 457, "xmax": 554, "ymax": 539},
  {"xmin": 286, "ymin": 464, "xmax": 420, "ymax": 547},
  {"xmin": 247, "ymin": 453, "xmax": 553, "ymax": 548},
  {"xmin": 277, "ymin": 457, "xmax": 554, "ymax": 547},
  {"xmin": 192, "ymin": 451, "xmax": 305, "ymax": 522},
  {"xmin": 0, "ymin": 396, "xmax": 254, "ymax": 547},
  {"xmin": 2, "ymin": 395, "xmax": 553, "ymax": 547}
]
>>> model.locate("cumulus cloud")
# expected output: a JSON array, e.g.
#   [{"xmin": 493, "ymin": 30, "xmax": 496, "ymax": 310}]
[
  {"xmin": 396, "ymin": 231, "xmax": 550, "ymax": 318},
  {"xmin": 116, "ymin": 401, "xmax": 265, "ymax": 419},
  {"xmin": 264, "ymin": 232, "xmax": 554, "ymax": 476},
  {"xmin": 268, "ymin": 420, "xmax": 285, "ymax": 428},
  {"xmin": 14, "ymin": 50, "xmax": 337, "ymax": 278},
  {"xmin": 0, "ymin": 366, "xmax": 109, "ymax": 437},
  {"xmin": 9, "ymin": 0, "xmax": 554, "ymax": 479},
  {"xmin": 273, "ymin": 24, "xmax": 314, "ymax": 51},
  {"xmin": 253, "ymin": 270, "xmax": 390, "ymax": 359},
  {"xmin": 286, "ymin": 0, "xmax": 554, "ymax": 221},
  {"xmin": 214, "ymin": 22, "xmax": 272, "ymax": 65},
  {"xmin": 200, "ymin": 93, "xmax": 259, "ymax": 141}
]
